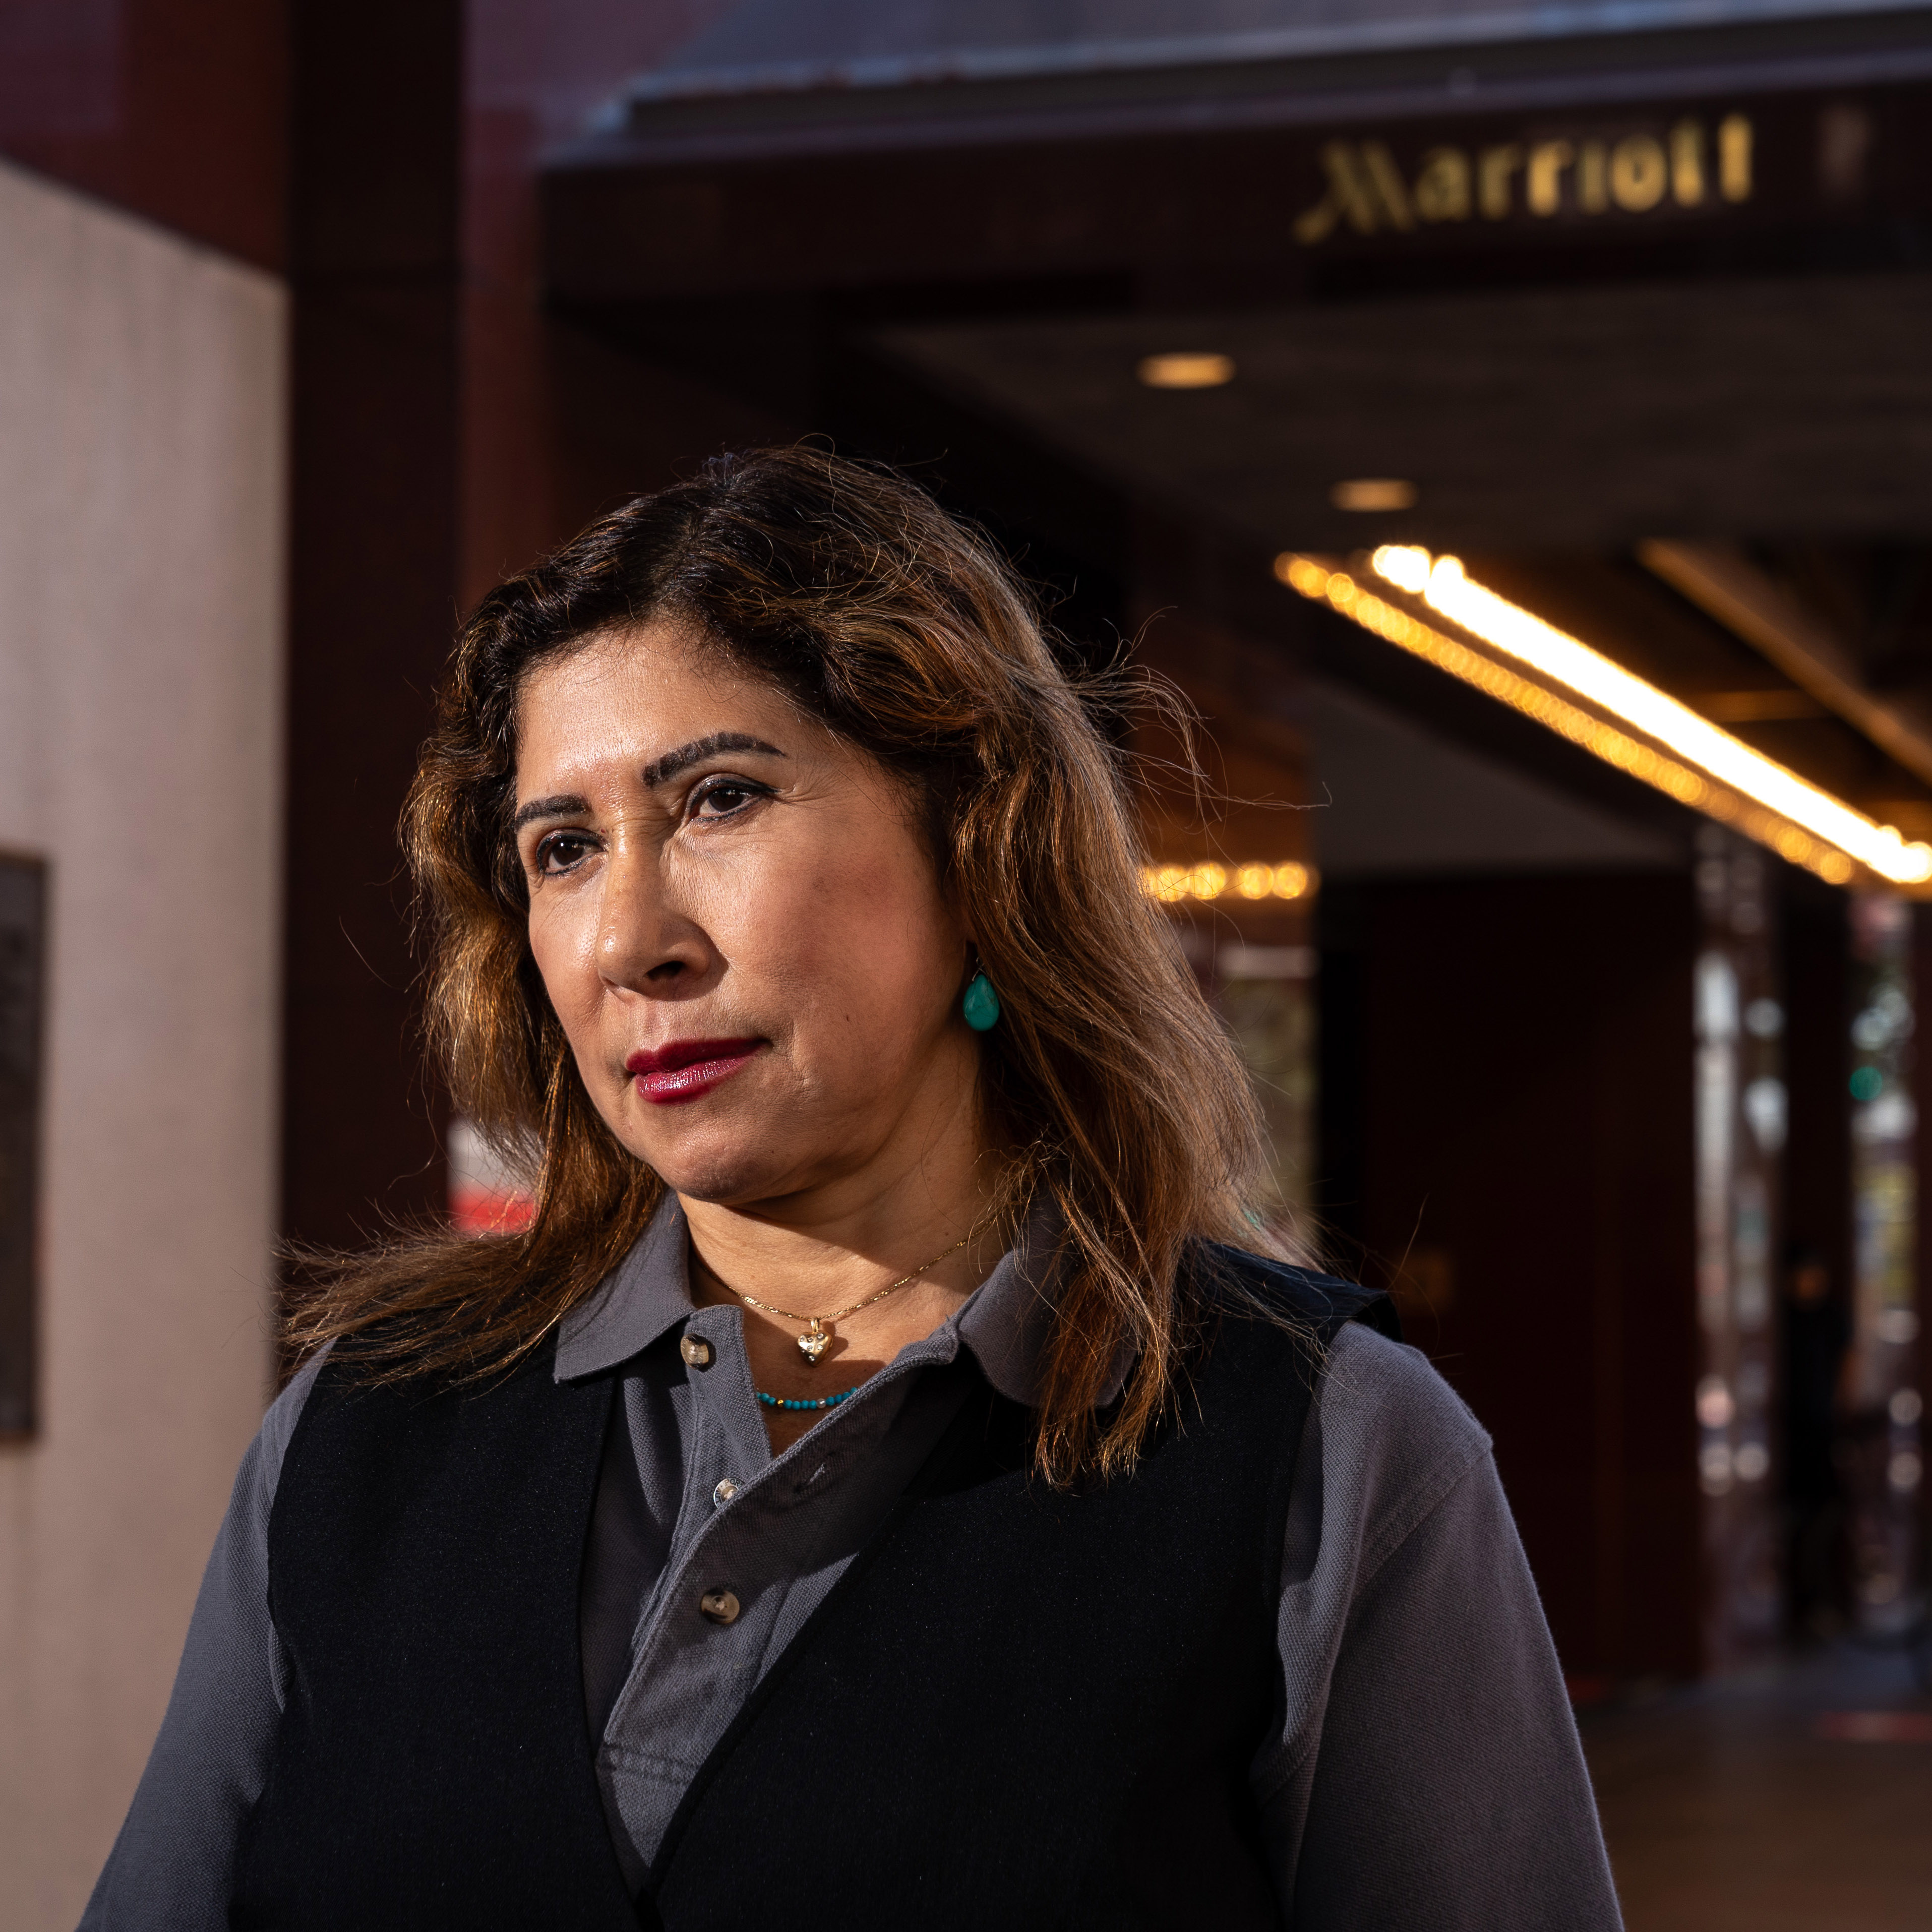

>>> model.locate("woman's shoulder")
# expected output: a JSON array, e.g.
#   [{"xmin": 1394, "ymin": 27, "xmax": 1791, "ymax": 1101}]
[
  {"xmin": 1200, "ymin": 1248, "xmax": 1479, "ymax": 1438},
  {"xmin": 253, "ymin": 1344, "xmax": 335, "ymax": 1508},
  {"xmin": 1321, "ymin": 1321, "xmax": 1490, "ymax": 1459},
  {"xmin": 1310, "ymin": 1321, "xmax": 1495, "ymax": 1578},
  {"xmin": 1196, "ymin": 1241, "xmax": 1402, "ymax": 1342},
  {"xmin": 1205, "ymin": 1247, "xmax": 1486, "ymax": 1460},
  {"xmin": 1196, "ymin": 1247, "xmax": 1489, "ymax": 1510}
]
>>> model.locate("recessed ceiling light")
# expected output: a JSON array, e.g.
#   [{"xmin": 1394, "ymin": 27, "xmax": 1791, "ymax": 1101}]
[
  {"xmin": 1136, "ymin": 352, "xmax": 1235, "ymax": 389},
  {"xmin": 1330, "ymin": 477, "xmax": 1419, "ymax": 512}
]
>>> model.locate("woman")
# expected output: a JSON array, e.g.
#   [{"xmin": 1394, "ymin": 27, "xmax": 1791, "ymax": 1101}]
[{"xmin": 85, "ymin": 448, "xmax": 1620, "ymax": 1929}]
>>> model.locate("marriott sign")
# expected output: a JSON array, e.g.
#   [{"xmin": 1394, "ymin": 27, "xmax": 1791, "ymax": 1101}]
[{"xmin": 1293, "ymin": 114, "xmax": 1756, "ymax": 242}]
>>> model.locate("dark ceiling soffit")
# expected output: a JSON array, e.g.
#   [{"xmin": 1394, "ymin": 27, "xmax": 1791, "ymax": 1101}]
[
  {"xmin": 547, "ymin": 7, "xmax": 1932, "ymax": 170},
  {"xmin": 1640, "ymin": 541, "xmax": 1932, "ymax": 784}
]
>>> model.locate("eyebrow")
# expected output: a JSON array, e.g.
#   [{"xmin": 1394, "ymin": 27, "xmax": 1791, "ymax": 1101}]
[
  {"xmin": 509, "ymin": 734, "xmax": 787, "ymax": 833},
  {"xmin": 511, "ymin": 793, "xmax": 590, "ymax": 832},
  {"xmin": 641, "ymin": 733, "xmax": 786, "ymax": 788}
]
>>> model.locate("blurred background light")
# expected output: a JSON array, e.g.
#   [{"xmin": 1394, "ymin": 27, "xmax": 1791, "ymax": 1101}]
[
  {"xmin": 1136, "ymin": 351, "xmax": 1234, "ymax": 389},
  {"xmin": 1330, "ymin": 476, "xmax": 1418, "ymax": 511},
  {"xmin": 1140, "ymin": 860, "xmax": 1316, "ymax": 901}
]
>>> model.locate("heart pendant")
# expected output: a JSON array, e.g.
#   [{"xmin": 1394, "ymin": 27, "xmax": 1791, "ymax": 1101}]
[{"xmin": 797, "ymin": 1325, "xmax": 832, "ymax": 1365}]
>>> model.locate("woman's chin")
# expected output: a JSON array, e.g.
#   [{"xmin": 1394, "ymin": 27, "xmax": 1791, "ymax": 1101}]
[
  {"xmin": 614, "ymin": 1078, "xmax": 875, "ymax": 1210},
  {"xmin": 631, "ymin": 1133, "xmax": 812, "ymax": 1210}
]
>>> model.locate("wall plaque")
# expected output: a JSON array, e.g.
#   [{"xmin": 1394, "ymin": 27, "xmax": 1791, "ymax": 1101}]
[{"xmin": 0, "ymin": 854, "xmax": 45, "ymax": 1438}]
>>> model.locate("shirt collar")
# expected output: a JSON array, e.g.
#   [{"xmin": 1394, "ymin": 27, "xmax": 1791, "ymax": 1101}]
[
  {"xmin": 553, "ymin": 1192, "xmax": 696, "ymax": 1379},
  {"xmin": 554, "ymin": 1192, "xmax": 1130, "ymax": 1408}
]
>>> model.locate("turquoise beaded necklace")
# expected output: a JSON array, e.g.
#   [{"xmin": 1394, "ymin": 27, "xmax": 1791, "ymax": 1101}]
[{"xmin": 756, "ymin": 1386, "xmax": 859, "ymax": 1414}]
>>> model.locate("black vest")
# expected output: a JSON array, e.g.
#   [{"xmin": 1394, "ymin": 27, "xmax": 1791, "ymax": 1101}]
[{"xmin": 233, "ymin": 1250, "xmax": 1394, "ymax": 1931}]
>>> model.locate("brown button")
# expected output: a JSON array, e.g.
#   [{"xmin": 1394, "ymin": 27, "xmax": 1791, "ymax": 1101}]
[
  {"xmin": 699, "ymin": 1588, "xmax": 741, "ymax": 1625},
  {"xmin": 680, "ymin": 1335, "xmax": 713, "ymax": 1368}
]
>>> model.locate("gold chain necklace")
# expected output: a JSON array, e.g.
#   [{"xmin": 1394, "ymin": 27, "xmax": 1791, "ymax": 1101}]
[{"xmin": 731, "ymin": 1231, "xmax": 975, "ymax": 1367}]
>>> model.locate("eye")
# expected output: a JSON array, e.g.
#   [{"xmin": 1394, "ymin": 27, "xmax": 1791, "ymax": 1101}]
[
  {"xmin": 690, "ymin": 777, "xmax": 769, "ymax": 821},
  {"xmin": 533, "ymin": 830, "xmax": 598, "ymax": 876}
]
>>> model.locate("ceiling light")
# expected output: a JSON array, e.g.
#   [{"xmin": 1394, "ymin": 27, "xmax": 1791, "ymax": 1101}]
[
  {"xmin": 1136, "ymin": 352, "xmax": 1235, "ymax": 389},
  {"xmin": 1273, "ymin": 549, "xmax": 1931, "ymax": 888},
  {"xmin": 1330, "ymin": 477, "xmax": 1418, "ymax": 512},
  {"xmin": 1414, "ymin": 554, "xmax": 1932, "ymax": 884}
]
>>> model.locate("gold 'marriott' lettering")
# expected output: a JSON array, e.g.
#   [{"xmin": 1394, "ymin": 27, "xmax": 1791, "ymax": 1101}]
[
  {"xmin": 1578, "ymin": 140, "xmax": 1609, "ymax": 212},
  {"xmin": 1610, "ymin": 134, "xmax": 1668, "ymax": 210},
  {"xmin": 1290, "ymin": 113, "xmax": 1755, "ymax": 243},
  {"xmin": 1291, "ymin": 140, "xmax": 1414, "ymax": 241},
  {"xmin": 1413, "ymin": 147, "xmax": 1472, "ymax": 221},
  {"xmin": 1479, "ymin": 143, "xmax": 1524, "ymax": 218},
  {"xmin": 1358, "ymin": 144, "xmax": 1414, "ymax": 229},
  {"xmin": 1671, "ymin": 119, "xmax": 1706, "ymax": 205},
  {"xmin": 1719, "ymin": 113, "xmax": 1754, "ymax": 201},
  {"xmin": 1527, "ymin": 140, "xmax": 1575, "ymax": 215}
]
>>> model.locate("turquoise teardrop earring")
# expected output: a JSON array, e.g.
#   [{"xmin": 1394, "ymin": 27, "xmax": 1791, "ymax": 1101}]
[{"xmin": 962, "ymin": 969, "xmax": 1001, "ymax": 1032}]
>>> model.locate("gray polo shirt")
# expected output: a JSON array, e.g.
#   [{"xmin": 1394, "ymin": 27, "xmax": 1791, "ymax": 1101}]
[{"xmin": 82, "ymin": 1201, "xmax": 1622, "ymax": 1929}]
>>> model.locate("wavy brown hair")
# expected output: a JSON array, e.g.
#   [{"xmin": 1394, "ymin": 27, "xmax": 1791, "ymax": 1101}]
[{"xmin": 285, "ymin": 446, "xmax": 1281, "ymax": 1480}]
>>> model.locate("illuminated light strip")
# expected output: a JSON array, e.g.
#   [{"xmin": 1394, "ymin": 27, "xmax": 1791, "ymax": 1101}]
[
  {"xmin": 1274, "ymin": 551, "xmax": 1891, "ymax": 888},
  {"xmin": 1401, "ymin": 549, "xmax": 1932, "ymax": 884},
  {"xmin": 1139, "ymin": 861, "xmax": 1317, "ymax": 903}
]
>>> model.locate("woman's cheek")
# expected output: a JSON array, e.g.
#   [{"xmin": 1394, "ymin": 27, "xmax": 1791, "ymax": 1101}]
[
  {"xmin": 710, "ymin": 861, "xmax": 840, "ymax": 983},
  {"xmin": 530, "ymin": 902, "xmax": 600, "ymax": 1037}
]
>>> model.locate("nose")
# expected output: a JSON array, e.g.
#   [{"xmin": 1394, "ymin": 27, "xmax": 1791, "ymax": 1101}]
[{"xmin": 595, "ymin": 828, "xmax": 711, "ymax": 995}]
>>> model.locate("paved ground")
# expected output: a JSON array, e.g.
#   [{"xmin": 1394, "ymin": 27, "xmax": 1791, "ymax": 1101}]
[{"xmin": 1582, "ymin": 1643, "xmax": 1932, "ymax": 1932}]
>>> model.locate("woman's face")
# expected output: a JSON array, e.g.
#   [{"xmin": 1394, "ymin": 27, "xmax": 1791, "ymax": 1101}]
[{"xmin": 513, "ymin": 622, "xmax": 982, "ymax": 1210}]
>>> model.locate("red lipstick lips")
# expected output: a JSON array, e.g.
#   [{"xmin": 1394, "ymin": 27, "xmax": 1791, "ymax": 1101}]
[{"xmin": 625, "ymin": 1037, "xmax": 763, "ymax": 1106}]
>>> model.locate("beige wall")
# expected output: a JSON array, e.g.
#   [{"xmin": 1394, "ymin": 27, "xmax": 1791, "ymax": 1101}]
[{"xmin": 0, "ymin": 162, "xmax": 285, "ymax": 1929}]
